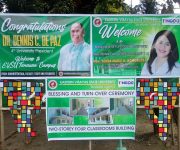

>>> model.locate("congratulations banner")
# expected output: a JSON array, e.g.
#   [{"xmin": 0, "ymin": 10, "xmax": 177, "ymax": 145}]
[
  {"xmin": 0, "ymin": 14, "xmax": 90, "ymax": 77},
  {"xmin": 92, "ymin": 15, "xmax": 180, "ymax": 76},
  {"xmin": 46, "ymin": 78, "xmax": 136, "ymax": 140}
]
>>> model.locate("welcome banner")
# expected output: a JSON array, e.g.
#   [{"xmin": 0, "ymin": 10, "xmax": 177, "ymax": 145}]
[
  {"xmin": 92, "ymin": 15, "xmax": 180, "ymax": 76},
  {"xmin": 46, "ymin": 78, "xmax": 136, "ymax": 140}
]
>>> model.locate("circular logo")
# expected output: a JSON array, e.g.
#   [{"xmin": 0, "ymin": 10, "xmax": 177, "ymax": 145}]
[
  {"xmin": 48, "ymin": 80, "xmax": 57, "ymax": 89},
  {"xmin": 93, "ymin": 17, "xmax": 102, "ymax": 27}
]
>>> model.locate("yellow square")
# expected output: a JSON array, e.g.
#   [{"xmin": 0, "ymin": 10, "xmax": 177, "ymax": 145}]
[
  {"xmin": 22, "ymin": 106, "xmax": 26, "ymax": 109},
  {"xmin": 28, "ymin": 100, "xmax": 31, "ymax": 105},
  {"xmin": 31, "ymin": 87, "xmax": 35, "ymax": 92},
  {"xmin": 140, "ymin": 87, "xmax": 144, "ymax": 92},
  {"xmin": 22, "ymin": 121, "xmax": 26, "ymax": 124},
  {"xmin": 22, "ymin": 96, "xmax": 26, "ymax": 100},
  {"xmin": 164, "ymin": 128, "xmax": 167, "ymax": 132},
  {"xmin": 149, "ymin": 82, "xmax": 153, "ymax": 86},
  {"xmin": 168, "ymin": 114, "xmax": 171, "ymax": 119},
  {"xmin": 35, "ymin": 96, "xmax": 40, "ymax": 100},
  {"xmin": 154, "ymin": 88, "xmax": 158, "ymax": 91},
  {"xmin": 154, "ymin": 82, "xmax": 158, "ymax": 87},
  {"xmin": 35, "ymin": 100, "xmax": 40, "ymax": 106},
  {"xmin": 4, "ymin": 87, "xmax": 7, "ymax": 92},
  {"xmin": 8, "ymin": 100, "xmax": 13, "ymax": 106},
  {"xmin": 18, "ymin": 82, "xmax": 22, "ymax": 87},
  {"xmin": 164, "ymin": 100, "xmax": 167, "ymax": 105},
  {"xmin": 4, "ymin": 92, "xmax": 8, "ymax": 96},
  {"xmin": 17, "ymin": 87, "xmax": 21, "ymax": 91},
  {"xmin": 13, "ymin": 82, "xmax": 18, "ymax": 87},
  {"xmin": 159, "ymin": 96, "xmax": 162, "ymax": 100},
  {"xmin": 145, "ymin": 100, "xmax": 149, "ymax": 106},
  {"xmin": 145, "ymin": 96, "xmax": 149, "ymax": 100},
  {"xmin": 28, "ymin": 128, "xmax": 31, "ymax": 132},
  {"xmin": 137, "ymin": 100, "xmax": 140, "ymax": 105},
  {"xmin": 159, "ymin": 133, "xmax": 162, "ymax": 136},
  {"xmin": 172, "ymin": 96, "xmax": 176, "ymax": 100},
  {"xmin": 149, "ymin": 110, "xmax": 154, "ymax": 114},
  {"xmin": 140, "ymin": 93, "xmax": 145, "ymax": 96},
  {"xmin": 13, "ymin": 110, "xmax": 18, "ymax": 114},
  {"xmin": 168, "ymin": 93, "xmax": 172, "ymax": 96},
  {"xmin": 159, "ymin": 124, "xmax": 162, "ymax": 127},
  {"xmin": 17, "ymin": 115, "xmax": 21, "ymax": 119},
  {"xmin": 172, "ymin": 100, "xmax": 176, "ymax": 106},
  {"xmin": 8, "ymin": 96, "xmax": 13, "ymax": 100}
]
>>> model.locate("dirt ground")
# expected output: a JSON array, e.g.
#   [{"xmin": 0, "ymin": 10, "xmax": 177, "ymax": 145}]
[{"xmin": 1, "ymin": 109, "xmax": 178, "ymax": 150}]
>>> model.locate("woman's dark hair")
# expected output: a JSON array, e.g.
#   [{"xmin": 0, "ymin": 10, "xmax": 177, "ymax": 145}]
[{"xmin": 147, "ymin": 30, "xmax": 179, "ymax": 74}]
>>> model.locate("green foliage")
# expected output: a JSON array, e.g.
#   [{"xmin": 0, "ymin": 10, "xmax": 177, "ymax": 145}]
[
  {"xmin": 173, "ymin": 0, "xmax": 180, "ymax": 4},
  {"xmin": 2, "ymin": 0, "xmax": 76, "ymax": 13},
  {"xmin": 132, "ymin": 0, "xmax": 159, "ymax": 14},
  {"xmin": 0, "ymin": 0, "xmax": 178, "ymax": 14},
  {"xmin": 94, "ymin": 0, "xmax": 130, "ymax": 14},
  {"xmin": 161, "ymin": 0, "xmax": 174, "ymax": 14}
]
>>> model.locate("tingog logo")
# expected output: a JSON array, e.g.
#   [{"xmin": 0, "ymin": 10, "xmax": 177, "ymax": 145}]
[
  {"xmin": 162, "ymin": 18, "xmax": 180, "ymax": 25},
  {"xmin": 48, "ymin": 80, "xmax": 57, "ymax": 89},
  {"xmin": 118, "ymin": 79, "xmax": 134, "ymax": 87}
]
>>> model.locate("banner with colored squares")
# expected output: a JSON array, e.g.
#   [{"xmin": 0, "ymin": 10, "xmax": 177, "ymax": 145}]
[
  {"xmin": 0, "ymin": 79, "xmax": 45, "ymax": 137},
  {"xmin": 136, "ymin": 78, "xmax": 180, "ymax": 141}
]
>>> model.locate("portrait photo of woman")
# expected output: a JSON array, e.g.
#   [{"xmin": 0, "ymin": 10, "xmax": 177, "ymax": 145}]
[{"xmin": 141, "ymin": 30, "xmax": 180, "ymax": 76}]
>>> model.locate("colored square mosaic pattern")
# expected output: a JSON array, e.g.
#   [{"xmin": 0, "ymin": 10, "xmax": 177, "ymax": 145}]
[
  {"xmin": 0, "ymin": 79, "xmax": 45, "ymax": 137},
  {"xmin": 136, "ymin": 78, "xmax": 180, "ymax": 141}
]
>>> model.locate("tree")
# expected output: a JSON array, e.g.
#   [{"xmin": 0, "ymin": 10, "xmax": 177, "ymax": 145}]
[
  {"xmin": 173, "ymin": 0, "xmax": 180, "ymax": 5},
  {"xmin": 1, "ymin": 0, "xmax": 77, "ymax": 13},
  {"xmin": 161, "ymin": 0, "xmax": 174, "ymax": 14},
  {"xmin": 0, "ymin": 0, "xmax": 4, "ymax": 12},
  {"xmin": 94, "ymin": 0, "xmax": 130, "ymax": 14},
  {"xmin": 132, "ymin": 0, "xmax": 159, "ymax": 14}
]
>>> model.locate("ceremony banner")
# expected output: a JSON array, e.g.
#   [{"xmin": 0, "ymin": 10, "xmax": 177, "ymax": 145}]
[
  {"xmin": 92, "ymin": 15, "xmax": 180, "ymax": 76},
  {"xmin": 0, "ymin": 14, "xmax": 90, "ymax": 77},
  {"xmin": 46, "ymin": 78, "xmax": 136, "ymax": 140}
]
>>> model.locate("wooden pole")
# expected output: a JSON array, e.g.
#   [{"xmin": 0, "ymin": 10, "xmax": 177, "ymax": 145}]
[
  {"xmin": 178, "ymin": 90, "xmax": 180, "ymax": 150},
  {"xmin": 89, "ymin": 140, "xmax": 92, "ymax": 150},
  {"xmin": 0, "ymin": 92, "xmax": 5, "ymax": 149}
]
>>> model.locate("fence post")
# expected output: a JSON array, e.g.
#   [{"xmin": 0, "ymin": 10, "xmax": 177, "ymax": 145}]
[
  {"xmin": 0, "ymin": 92, "xmax": 5, "ymax": 149},
  {"xmin": 178, "ymin": 91, "xmax": 180, "ymax": 150}
]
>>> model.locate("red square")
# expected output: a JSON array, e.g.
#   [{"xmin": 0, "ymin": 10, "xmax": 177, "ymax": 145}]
[
  {"xmin": 31, "ymin": 131, "xmax": 37, "ymax": 137},
  {"xmin": 13, "ymin": 92, "xmax": 18, "ymax": 97},
  {"xmin": 168, "ymin": 105, "xmax": 172, "ymax": 109},
  {"xmin": 18, "ymin": 92, "xmax": 22, "ymax": 96},
  {"xmin": 159, "ymin": 127, "xmax": 164, "ymax": 133},
  {"xmin": 21, "ymin": 100, "xmax": 28, "ymax": 105},
  {"xmin": 145, "ymin": 106, "xmax": 150, "ymax": 109},
  {"xmin": 20, "ymin": 128, "xmax": 25, "ymax": 132},
  {"xmin": 157, "ymin": 100, "xmax": 164, "ymax": 105},
  {"xmin": 40, "ymin": 92, "xmax": 43, "ymax": 97},
  {"xmin": 154, "ymin": 119, "xmax": 158, "ymax": 124},
  {"xmin": 34, "ymin": 106, "xmax": 40, "ymax": 110},
  {"xmin": 17, "ymin": 119, "xmax": 22, "ymax": 124},
  {"xmin": 140, "ymin": 79, "xmax": 145, "ymax": 82}
]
